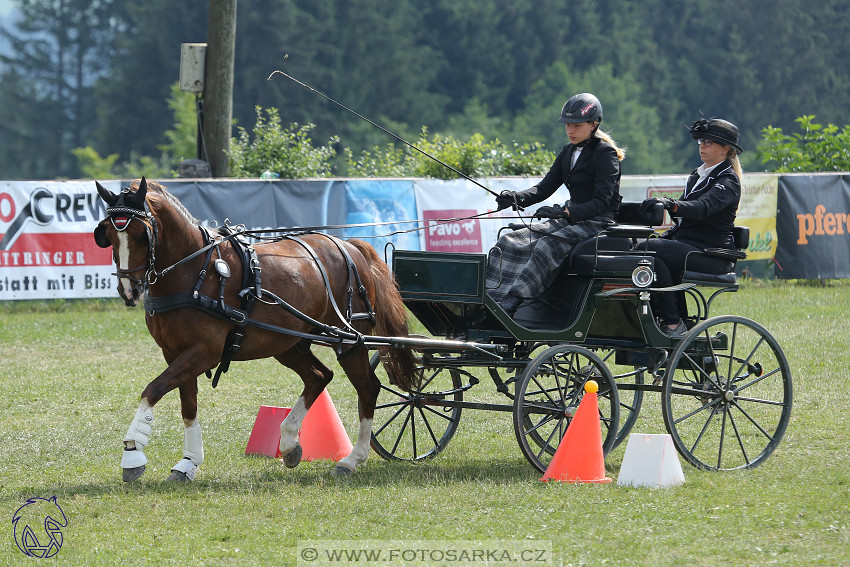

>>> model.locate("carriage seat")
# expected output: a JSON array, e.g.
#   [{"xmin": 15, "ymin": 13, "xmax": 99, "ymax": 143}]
[
  {"xmin": 567, "ymin": 201, "xmax": 664, "ymax": 274},
  {"xmin": 682, "ymin": 226, "xmax": 749, "ymax": 285}
]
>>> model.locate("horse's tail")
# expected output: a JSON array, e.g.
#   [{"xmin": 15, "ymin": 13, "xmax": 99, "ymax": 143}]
[{"xmin": 348, "ymin": 239, "xmax": 421, "ymax": 392}]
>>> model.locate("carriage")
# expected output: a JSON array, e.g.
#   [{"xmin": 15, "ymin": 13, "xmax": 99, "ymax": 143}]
[{"xmin": 365, "ymin": 202, "xmax": 793, "ymax": 473}]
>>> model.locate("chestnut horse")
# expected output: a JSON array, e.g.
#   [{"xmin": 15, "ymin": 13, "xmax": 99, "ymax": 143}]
[{"xmin": 94, "ymin": 178, "xmax": 418, "ymax": 481}]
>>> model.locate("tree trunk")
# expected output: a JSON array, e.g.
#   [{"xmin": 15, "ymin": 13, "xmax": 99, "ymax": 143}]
[{"xmin": 204, "ymin": 0, "xmax": 237, "ymax": 177}]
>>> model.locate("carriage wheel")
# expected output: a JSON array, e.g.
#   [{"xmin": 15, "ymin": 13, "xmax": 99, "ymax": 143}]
[
  {"xmin": 594, "ymin": 348, "xmax": 645, "ymax": 450},
  {"xmin": 366, "ymin": 350, "xmax": 463, "ymax": 461},
  {"xmin": 662, "ymin": 315, "xmax": 793, "ymax": 471},
  {"xmin": 513, "ymin": 344, "xmax": 620, "ymax": 473}
]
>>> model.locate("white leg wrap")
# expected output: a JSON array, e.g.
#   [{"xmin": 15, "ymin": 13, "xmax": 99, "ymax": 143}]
[
  {"xmin": 123, "ymin": 403, "xmax": 154, "ymax": 450},
  {"xmin": 338, "ymin": 418, "xmax": 373, "ymax": 472},
  {"xmin": 280, "ymin": 396, "xmax": 307, "ymax": 455},
  {"xmin": 182, "ymin": 421, "xmax": 204, "ymax": 465},
  {"xmin": 171, "ymin": 458, "xmax": 199, "ymax": 481},
  {"xmin": 121, "ymin": 447, "xmax": 148, "ymax": 469}
]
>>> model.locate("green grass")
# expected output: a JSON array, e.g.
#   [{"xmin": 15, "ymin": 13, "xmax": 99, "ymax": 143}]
[{"xmin": 1, "ymin": 284, "xmax": 848, "ymax": 566}]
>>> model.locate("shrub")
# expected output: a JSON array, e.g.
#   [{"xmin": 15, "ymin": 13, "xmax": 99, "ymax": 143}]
[
  {"xmin": 759, "ymin": 115, "xmax": 850, "ymax": 172},
  {"xmin": 346, "ymin": 127, "xmax": 554, "ymax": 179},
  {"xmin": 229, "ymin": 106, "xmax": 338, "ymax": 178}
]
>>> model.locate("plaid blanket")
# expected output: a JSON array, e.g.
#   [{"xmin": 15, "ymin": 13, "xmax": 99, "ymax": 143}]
[{"xmin": 485, "ymin": 215, "xmax": 613, "ymax": 312}]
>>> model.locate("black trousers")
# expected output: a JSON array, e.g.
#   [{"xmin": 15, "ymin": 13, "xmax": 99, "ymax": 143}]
[{"xmin": 643, "ymin": 238, "xmax": 733, "ymax": 324}]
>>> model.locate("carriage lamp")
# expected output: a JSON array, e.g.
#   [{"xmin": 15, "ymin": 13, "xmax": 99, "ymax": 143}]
[{"xmin": 631, "ymin": 261, "xmax": 654, "ymax": 288}]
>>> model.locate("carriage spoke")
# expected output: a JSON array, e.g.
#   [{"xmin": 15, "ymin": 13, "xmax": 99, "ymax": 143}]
[
  {"xmin": 373, "ymin": 402, "xmax": 409, "ymax": 436},
  {"xmin": 535, "ymin": 416, "xmax": 564, "ymax": 463},
  {"xmin": 726, "ymin": 405, "xmax": 752, "ymax": 466},
  {"xmin": 524, "ymin": 412, "xmax": 559, "ymax": 436},
  {"xmin": 416, "ymin": 406, "xmax": 441, "ymax": 450},
  {"xmin": 686, "ymin": 402, "xmax": 721, "ymax": 457},
  {"xmin": 389, "ymin": 409, "xmax": 413, "ymax": 455}
]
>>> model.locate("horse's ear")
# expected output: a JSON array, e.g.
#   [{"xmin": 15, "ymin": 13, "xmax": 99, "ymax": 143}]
[
  {"xmin": 125, "ymin": 177, "xmax": 148, "ymax": 210},
  {"xmin": 95, "ymin": 181, "xmax": 118, "ymax": 206},
  {"xmin": 135, "ymin": 176, "xmax": 148, "ymax": 201}
]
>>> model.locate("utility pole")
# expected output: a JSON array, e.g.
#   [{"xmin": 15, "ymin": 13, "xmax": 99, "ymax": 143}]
[{"xmin": 204, "ymin": 0, "xmax": 237, "ymax": 177}]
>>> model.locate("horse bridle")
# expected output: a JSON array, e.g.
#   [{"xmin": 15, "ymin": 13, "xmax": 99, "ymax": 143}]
[{"xmin": 100, "ymin": 192, "xmax": 161, "ymax": 287}]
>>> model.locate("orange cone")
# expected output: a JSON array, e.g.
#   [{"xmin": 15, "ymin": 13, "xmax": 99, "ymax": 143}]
[
  {"xmin": 245, "ymin": 405, "xmax": 291, "ymax": 457},
  {"xmin": 540, "ymin": 380, "xmax": 612, "ymax": 483},
  {"xmin": 300, "ymin": 389, "xmax": 354, "ymax": 461}
]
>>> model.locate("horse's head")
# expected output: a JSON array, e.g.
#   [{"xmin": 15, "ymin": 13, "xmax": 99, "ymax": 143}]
[{"xmin": 94, "ymin": 177, "xmax": 157, "ymax": 306}]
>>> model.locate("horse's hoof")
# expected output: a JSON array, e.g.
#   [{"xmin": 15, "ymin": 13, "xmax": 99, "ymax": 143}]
[
  {"xmin": 122, "ymin": 465, "xmax": 146, "ymax": 482},
  {"xmin": 281, "ymin": 445, "xmax": 303, "ymax": 468},
  {"xmin": 166, "ymin": 470, "xmax": 190, "ymax": 482},
  {"xmin": 332, "ymin": 464, "xmax": 354, "ymax": 477}
]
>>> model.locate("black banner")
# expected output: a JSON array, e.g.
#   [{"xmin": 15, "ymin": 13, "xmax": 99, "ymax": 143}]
[{"xmin": 775, "ymin": 174, "xmax": 850, "ymax": 278}]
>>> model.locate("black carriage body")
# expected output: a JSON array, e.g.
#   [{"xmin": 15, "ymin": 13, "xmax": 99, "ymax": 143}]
[{"xmin": 392, "ymin": 243, "xmax": 673, "ymax": 351}]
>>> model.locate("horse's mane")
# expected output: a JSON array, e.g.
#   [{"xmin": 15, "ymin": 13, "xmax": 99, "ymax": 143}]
[{"xmin": 129, "ymin": 178, "xmax": 198, "ymax": 225}]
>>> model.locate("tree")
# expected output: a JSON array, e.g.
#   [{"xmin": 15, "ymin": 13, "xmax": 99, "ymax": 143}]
[
  {"xmin": 512, "ymin": 62, "xmax": 680, "ymax": 175},
  {"xmin": 0, "ymin": 0, "xmax": 119, "ymax": 178},
  {"xmin": 90, "ymin": 1, "xmax": 208, "ymax": 163}
]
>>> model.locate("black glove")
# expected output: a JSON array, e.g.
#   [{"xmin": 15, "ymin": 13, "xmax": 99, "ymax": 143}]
[
  {"xmin": 640, "ymin": 197, "xmax": 678, "ymax": 213},
  {"xmin": 495, "ymin": 190, "xmax": 519, "ymax": 211},
  {"xmin": 533, "ymin": 204, "xmax": 568, "ymax": 220},
  {"xmin": 639, "ymin": 198, "xmax": 662, "ymax": 213},
  {"xmin": 660, "ymin": 197, "xmax": 679, "ymax": 213}
]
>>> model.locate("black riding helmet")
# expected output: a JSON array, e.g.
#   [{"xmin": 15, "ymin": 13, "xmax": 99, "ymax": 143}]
[{"xmin": 558, "ymin": 93, "xmax": 603, "ymax": 124}]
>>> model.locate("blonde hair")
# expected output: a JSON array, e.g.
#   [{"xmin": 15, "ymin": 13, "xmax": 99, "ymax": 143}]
[
  {"xmin": 727, "ymin": 149, "xmax": 743, "ymax": 180},
  {"xmin": 595, "ymin": 128, "xmax": 626, "ymax": 161}
]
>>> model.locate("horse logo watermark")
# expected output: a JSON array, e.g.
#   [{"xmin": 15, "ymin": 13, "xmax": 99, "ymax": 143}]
[{"xmin": 11, "ymin": 496, "xmax": 68, "ymax": 558}]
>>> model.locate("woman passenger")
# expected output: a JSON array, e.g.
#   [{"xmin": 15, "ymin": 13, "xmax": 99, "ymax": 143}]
[{"xmin": 640, "ymin": 117, "xmax": 743, "ymax": 336}]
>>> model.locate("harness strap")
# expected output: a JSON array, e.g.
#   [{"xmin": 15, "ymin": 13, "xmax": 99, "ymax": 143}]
[
  {"xmin": 210, "ymin": 226, "xmax": 262, "ymax": 388},
  {"xmin": 285, "ymin": 235, "xmax": 362, "ymax": 349},
  {"xmin": 316, "ymin": 233, "xmax": 377, "ymax": 326}
]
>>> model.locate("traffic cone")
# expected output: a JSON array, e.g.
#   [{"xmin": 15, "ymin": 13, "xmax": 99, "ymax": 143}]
[
  {"xmin": 300, "ymin": 389, "xmax": 354, "ymax": 461},
  {"xmin": 245, "ymin": 405, "xmax": 291, "ymax": 457},
  {"xmin": 540, "ymin": 380, "xmax": 612, "ymax": 483},
  {"xmin": 616, "ymin": 433, "xmax": 685, "ymax": 488}
]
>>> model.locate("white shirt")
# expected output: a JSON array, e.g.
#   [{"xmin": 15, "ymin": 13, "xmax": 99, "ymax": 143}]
[
  {"xmin": 570, "ymin": 146, "xmax": 583, "ymax": 169},
  {"xmin": 688, "ymin": 162, "xmax": 721, "ymax": 196}
]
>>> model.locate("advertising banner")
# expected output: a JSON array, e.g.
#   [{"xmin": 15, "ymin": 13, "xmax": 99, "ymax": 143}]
[
  {"xmin": 413, "ymin": 178, "xmax": 571, "ymax": 253},
  {"xmin": 0, "ymin": 180, "xmax": 117, "ymax": 300},
  {"xmin": 775, "ymin": 174, "xmax": 850, "ymax": 279},
  {"xmin": 2, "ymin": 172, "xmax": 843, "ymax": 299},
  {"xmin": 341, "ymin": 179, "xmax": 420, "ymax": 262}
]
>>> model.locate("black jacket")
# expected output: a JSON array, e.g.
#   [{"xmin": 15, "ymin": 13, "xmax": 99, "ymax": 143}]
[
  {"xmin": 512, "ymin": 136, "xmax": 621, "ymax": 224},
  {"xmin": 666, "ymin": 159, "xmax": 740, "ymax": 249}
]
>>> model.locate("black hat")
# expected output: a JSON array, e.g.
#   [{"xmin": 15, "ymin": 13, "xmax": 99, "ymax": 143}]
[{"xmin": 689, "ymin": 118, "xmax": 743, "ymax": 154}]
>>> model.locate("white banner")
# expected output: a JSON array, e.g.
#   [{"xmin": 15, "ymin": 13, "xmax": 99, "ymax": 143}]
[
  {"xmin": 0, "ymin": 180, "xmax": 119, "ymax": 300},
  {"xmin": 412, "ymin": 178, "xmax": 572, "ymax": 253}
]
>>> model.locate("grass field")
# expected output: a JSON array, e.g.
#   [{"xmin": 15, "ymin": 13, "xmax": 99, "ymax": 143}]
[{"xmin": 1, "ymin": 282, "xmax": 848, "ymax": 566}]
